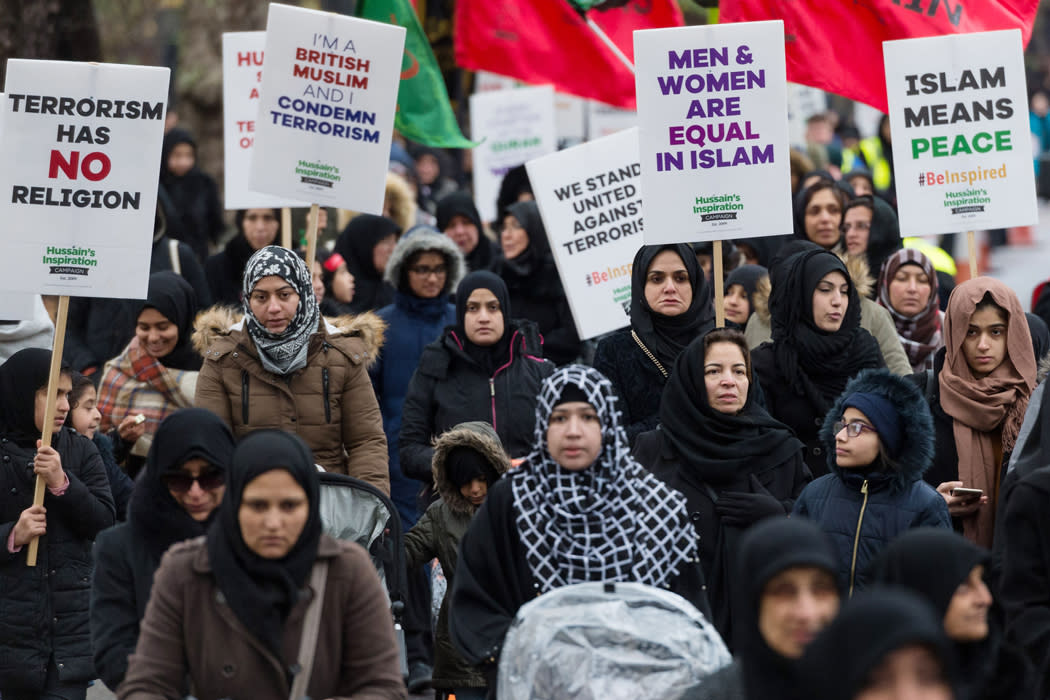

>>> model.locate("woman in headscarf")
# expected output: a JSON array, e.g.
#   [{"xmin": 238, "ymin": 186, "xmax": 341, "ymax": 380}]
[
  {"xmin": 97, "ymin": 271, "xmax": 202, "ymax": 477},
  {"xmin": 593, "ymin": 244, "xmax": 714, "ymax": 445},
  {"xmin": 335, "ymin": 213, "xmax": 401, "ymax": 313},
  {"xmin": 634, "ymin": 329, "xmax": 808, "ymax": 642},
  {"xmin": 91, "ymin": 408, "xmax": 235, "ymax": 691},
  {"xmin": 399, "ymin": 271, "xmax": 554, "ymax": 483},
  {"xmin": 194, "ymin": 245, "xmax": 389, "ymax": 493},
  {"xmin": 118, "ymin": 430, "xmax": 406, "ymax": 700},
  {"xmin": 159, "ymin": 128, "xmax": 224, "ymax": 262},
  {"xmin": 449, "ymin": 365, "xmax": 708, "ymax": 687},
  {"xmin": 751, "ymin": 248, "xmax": 884, "ymax": 477},
  {"xmin": 495, "ymin": 201, "xmax": 581, "ymax": 365},
  {"xmin": 878, "ymin": 248, "xmax": 944, "ymax": 372},
  {"xmin": 723, "ymin": 264, "xmax": 768, "ymax": 328},
  {"xmin": 842, "ymin": 195, "xmax": 902, "ymax": 286},
  {"xmin": 204, "ymin": 208, "xmax": 281, "ymax": 307},
  {"xmin": 0, "ymin": 349, "xmax": 115, "ymax": 700},
  {"xmin": 793, "ymin": 178, "xmax": 850, "ymax": 251},
  {"xmin": 436, "ymin": 191, "xmax": 500, "ymax": 274},
  {"xmin": 907, "ymin": 277, "xmax": 1036, "ymax": 548},
  {"xmin": 872, "ymin": 529, "xmax": 1034, "ymax": 700}
]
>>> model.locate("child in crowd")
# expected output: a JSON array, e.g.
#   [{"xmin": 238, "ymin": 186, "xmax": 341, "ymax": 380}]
[{"xmin": 66, "ymin": 371, "xmax": 133, "ymax": 520}]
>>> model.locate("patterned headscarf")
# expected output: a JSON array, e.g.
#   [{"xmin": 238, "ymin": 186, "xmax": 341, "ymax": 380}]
[
  {"xmin": 511, "ymin": 365, "xmax": 697, "ymax": 593},
  {"xmin": 878, "ymin": 248, "xmax": 943, "ymax": 372},
  {"xmin": 242, "ymin": 245, "xmax": 320, "ymax": 375}
]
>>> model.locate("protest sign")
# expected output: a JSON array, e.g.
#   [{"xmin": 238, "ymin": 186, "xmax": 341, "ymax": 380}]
[
  {"xmin": 0, "ymin": 60, "xmax": 168, "ymax": 299},
  {"xmin": 587, "ymin": 101, "xmax": 636, "ymax": 140},
  {"xmin": 249, "ymin": 3, "xmax": 405, "ymax": 213},
  {"xmin": 634, "ymin": 20, "xmax": 792, "ymax": 244},
  {"xmin": 556, "ymin": 92, "xmax": 586, "ymax": 148},
  {"xmin": 223, "ymin": 32, "xmax": 309, "ymax": 209},
  {"xmin": 0, "ymin": 92, "xmax": 37, "ymax": 320},
  {"xmin": 885, "ymin": 30, "xmax": 1037, "ymax": 235},
  {"xmin": 470, "ymin": 84, "xmax": 557, "ymax": 223},
  {"xmin": 526, "ymin": 128, "xmax": 641, "ymax": 340}
]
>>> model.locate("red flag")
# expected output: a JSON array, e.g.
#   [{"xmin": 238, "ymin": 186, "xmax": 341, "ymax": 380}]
[
  {"xmin": 454, "ymin": 0, "xmax": 683, "ymax": 109},
  {"xmin": 720, "ymin": 0, "xmax": 1039, "ymax": 113}
]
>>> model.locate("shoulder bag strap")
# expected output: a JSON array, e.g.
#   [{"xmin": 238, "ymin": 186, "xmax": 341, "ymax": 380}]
[{"xmin": 289, "ymin": 559, "xmax": 329, "ymax": 700}]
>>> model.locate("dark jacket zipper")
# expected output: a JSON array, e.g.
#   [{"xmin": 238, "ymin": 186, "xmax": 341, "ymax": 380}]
[{"xmin": 241, "ymin": 370, "xmax": 250, "ymax": 424}]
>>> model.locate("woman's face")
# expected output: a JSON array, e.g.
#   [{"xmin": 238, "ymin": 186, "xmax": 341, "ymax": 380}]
[
  {"xmin": 34, "ymin": 374, "xmax": 71, "ymax": 434},
  {"xmin": 804, "ymin": 188, "xmax": 843, "ymax": 248},
  {"xmin": 843, "ymin": 205, "xmax": 873, "ymax": 256},
  {"xmin": 644, "ymin": 250, "xmax": 693, "ymax": 317},
  {"xmin": 758, "ymin": 566, "xmax": 840, "ymax": 659},
  {"xmin": 834, "ymin": 407, "xmax": 882, "ymax": 468},
  {"xmin": 459, "ymin": 477, "xmax": 488, "ymax": 506},
  {"xmin": 242, "ymin": 209, "xmax": 279, "ymax": 250},
  {"xmin": 249, "ymin": 275, "xmax": 300, "ymax": 334},
  {"xmin": 854, "ymin": 646, "xmax": 952, "ymax": 700},
  {"xmin": 849, "ymin": 176, "xmax": 874, "ymax": 197},
  {"xmin": 167, "ymin": 143, "xmax": 195, "ymax": 177},
  {"xmin": 546, "ymin": 401, "xmax": 603, "ymax": 471},
  {"xmin": 331, "ymin": 263, "xmax": 355, "ymax": 304},
  {"xmin": 812, "ymin": 270, "xmax": 849, "ymax": 332},
  {"xmin": 444, "ymin": 214, "xmax": 480, "ymax": 255},
  {"xmin": 238, "ymin": 469, "xmax": 310, "ymax": 559},
  {"xmin": 501, "ymin": 215, "xmax": 530, "ymax": 260},
  {"xmin": 943, "ymin": 565, "xmax": 992, "ymax": 642},
  {"xmin": 164, "ymin": 457, "xmax": 226, "ymax": 522},
  {"xmin": 723, "ymin": 284, "xmax": 750, "ymax": 325},
  {"xmin": 310, "ymin": 261, "xmax": 325, "ymax": 303},
  {"xmin": 136, "ymin": 307, "xmax": 179, "ymax": 359},
  {"xmin": 463, "ymin": 288, "xmax": 505, "ymax": 346},
  {"xmin": 704, "ymin": 341, "xmax": 749, "ymax": 414},
  {"xmin": 963, "ymin": 306, "xmax": 1007, "ymax": 379},
  {"xmin": 70, "ymin": 384, "xmax": 101, "ymax": 439},
  {"xmin": 407, "ymin": 251, "xmax": 448, "ymax": 299},
  {"xmin": 372, "ymin": 234, "xmax": 398, "ymax": 274},
  {"xmin": 888, "ymin": 264, "xmax": 933, "ymax": 317}
]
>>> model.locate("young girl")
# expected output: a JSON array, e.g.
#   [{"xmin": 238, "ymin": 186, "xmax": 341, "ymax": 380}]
[{"xmin": 67, "ymin": 371, "xmax": 133, "ymax": 520}]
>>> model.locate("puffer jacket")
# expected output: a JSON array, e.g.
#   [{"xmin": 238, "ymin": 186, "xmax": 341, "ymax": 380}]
[
  {"xmin": 0, "ymin": 428, "xmax": 115, "ymax": 692},
  {"xmin": 404, "ymin": 422, "xmax": 510, "ymax": 690},
  {"xmin": 398, "ymin": 320, "xmax": 554, "ymax": 482},
  {"xmin": 193, "ymin": 306, "xmax": 390, "ymax": 494},
  {"xmin": 792, "ymin": 370, "xmax": 951, "ymax": 594}
]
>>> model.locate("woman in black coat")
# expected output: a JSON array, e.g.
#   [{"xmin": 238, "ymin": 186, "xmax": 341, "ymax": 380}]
[
  {"xmin": 90, "ymin": 408, "xmax": 234, "ymax": 691},
  {"xmin": 593, "ymin": 243, "xmax": 714, "ymax": 445},
  {"xmin": 159, "ymin": 128, "xmax": 225, "ymax": 262},
  {"xmin": 335, "ymin": 214, "xmax": 401, "ymax": 314},
  {"xmin": 398, "ymin": 272, "xmax": 554, "ymax": 481},
  {"xmin": 634, "ymin": 329, "xmax": 808, "ymax": 644}
]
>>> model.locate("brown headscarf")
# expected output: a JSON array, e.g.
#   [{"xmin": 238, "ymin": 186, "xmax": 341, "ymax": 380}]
[{"xmin": 939, "ymin": 277, "xmax": 1035, "ymax": 547}]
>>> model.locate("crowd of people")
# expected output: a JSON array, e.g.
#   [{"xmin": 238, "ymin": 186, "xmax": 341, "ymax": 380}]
[{"xmin": 3, "ymin": 101, "xmax": 1050, "ymax": 700}]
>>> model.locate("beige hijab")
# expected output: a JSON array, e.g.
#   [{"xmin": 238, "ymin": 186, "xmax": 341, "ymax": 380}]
[{"xmin": 939, "ymin": 277, "xmax": 1035, "ymax": 547}]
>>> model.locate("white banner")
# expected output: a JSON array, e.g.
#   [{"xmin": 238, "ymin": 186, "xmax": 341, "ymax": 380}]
[
  {"xmin": 885, "ymin": 30, "xmax": 1037, "ymax": 235},
  {"xmin": 222, "ymin": 32, "xmax": 309, "ymax": 209},
  {"xmin": 249, "ymin": 3, "xmax": 405, "ymax": 212},
  {"xmin": 0, "ymin": 92, "xmax": 37, "ymax": 319},
  {"xmin": 634, "ymin": 20, "xmax": 792, "ymax": 244},
  {"xmin": 470, "ymin": 84, "xmax": 557, "ymax": 224},
  {"xmin": 587, "ymin": 101, "xmax": 636, "ymax": 141},
  {"xmin": 527, "ymin": 129, "xmax": 642, "ymax": 340},
  {"xmin": 0, "ymin": 61, "xmax": 168, "ymax": 298}
]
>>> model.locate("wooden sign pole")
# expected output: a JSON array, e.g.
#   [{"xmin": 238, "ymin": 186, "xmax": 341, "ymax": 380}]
[
  {"xmin": 305, "ymin": 203, "xmax": 320, "ymax": 271},
  {"xmin": 281, "ymin": 207, "xmax": 292, "ymax": 249},
  {"xmin": 713, "ymin": 240, "xmax": 725, "ymax": 328},
  {"xmin": 967, "ymin": 230, "xmax": 978, "ymax": 278}
]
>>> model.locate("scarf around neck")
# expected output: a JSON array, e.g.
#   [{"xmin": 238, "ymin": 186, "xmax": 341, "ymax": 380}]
[
  {"xmin": 242, "ymin": 246, "xmax": 320, "ymax": 376},
  {"xmin": 878, "ymin": 248, "xmax": 943, "ymax": 371}
]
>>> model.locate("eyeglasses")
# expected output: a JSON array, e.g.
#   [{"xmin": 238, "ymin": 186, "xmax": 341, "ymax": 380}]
[
  {"xmin": 409, "ymin": 264, "xmax": 447, "ymax": 277},
  {"xmin": 832, "ymin": 420, "xmax": 877, "ymax": 438},
  {"xmin": 161, "ymin": 470, "xmax": 225, "ymax": 493}
]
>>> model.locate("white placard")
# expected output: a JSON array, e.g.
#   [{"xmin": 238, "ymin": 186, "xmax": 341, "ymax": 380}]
[
  {"xmin": 556, "ymin": 92, "xmax": 586, "ymax": 148},
  {"xmin": 470, "ymin": 84, "xmax": 557, "ymax": 223},
  {"xmin": 527, "ymin": 129, "xmax": 642, "ymax": 340},
  {"xmin": 634, "ymin": 20, "xmax": 792, "ymax": 244},
  {"xmin": 249, "ymin": 3, "xmax": 405, "ymax": 212},
  {"xmin": 0, "ymin": 61, "xmax": 168, "ymax": 298},
  {"xmin": 0, "ymin": 91, "xmax": 38, "ymax": 320},
  {"xmin": 885, "ymin": 30, "xmax": 1037, "ymax": 235},
  {"xmin": 786, "ymin": 83, "xmax": 828, "ymax": 149},
  {"xmin": 222, "ymin": 32, "xmax": 309, "ymax": 209},
  {"xmin": 587, "ymin": 101, "xmax": 636, "ymax": 140}
]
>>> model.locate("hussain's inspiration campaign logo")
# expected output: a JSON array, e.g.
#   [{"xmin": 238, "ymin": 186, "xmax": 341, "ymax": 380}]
[{"xmin": 693, "ymin": 193, "xmax": 744, "ymax": 223}]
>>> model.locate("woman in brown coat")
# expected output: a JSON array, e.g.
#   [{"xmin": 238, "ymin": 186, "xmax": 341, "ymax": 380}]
[
  {"xmin": 118, "ymin": 430, "xmax": 406, "ymax": 700},
  {"xmin": 194, "ymin": 245, "xmax": 389, "ymax": 494}
]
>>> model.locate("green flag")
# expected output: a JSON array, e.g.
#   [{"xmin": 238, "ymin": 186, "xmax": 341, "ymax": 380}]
[{"xmin": 357, "ymin": 0, "xmax": 477, "ymax": 148}]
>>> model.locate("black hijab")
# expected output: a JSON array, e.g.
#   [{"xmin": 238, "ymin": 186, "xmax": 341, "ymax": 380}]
[
  {"xmin": 1026, "ymin": 312, "xmax": 1050, "ymax": 362},
  {"xmin": 792, "ymin": 179, "xmax": 849, "ymax": 248},
  {"xmin": 140, "ymin": 271, "xmax": 202, "ymax": 371},
  {"xmin": 499, "ymin": 201, "xmax": 563, "ymax": 297},
  {"xmin": 335, "ymin": 214, "xmax": 401, "ymax": 313},
  {"xmin": 724, "ymin": 264, "xmax": 767, "ymax": 319},
  {"xmin": 206, "ymin": 430, "xmax": 323, "ymax": 661},
  {"xmin": 436, "ymin": 191, "xmax": 496, "ymax": 272},
  {"xmin": 454, "ymin": 271, "xmax": 512, "ymax": 375},
  {"xmin": 0, "ymin": 348, "xmax": 54, "ymax": 448},
  {"xmin": 630, "ymin": 244, "xmax": 715, "ymax": 369},
  {"xmin": 865, "ymin": 195, "xmax": 903, "ymax": 280},
  {"xmin": 660, "ymin": 333, "xmax": 802, "ymax": 482},
  {"xmin": 769, "ymin": 248, "xmax": 882, "ymax": 413},
  {"xmin": 221, "ymin": 209, "xmax": 282, "ymax": 305},
  {"xmin": 129, "ymin": 408, "xmax": 234, "ymax": 560}
]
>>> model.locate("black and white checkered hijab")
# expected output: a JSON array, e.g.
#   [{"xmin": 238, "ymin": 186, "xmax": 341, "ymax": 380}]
[
  {"xmin": 512, "ymin": 365, "xmax": 697, "ymax": 593},
  {"xmin": 242, "ymin": 245, "xmax": 320, "ymax": 376}
]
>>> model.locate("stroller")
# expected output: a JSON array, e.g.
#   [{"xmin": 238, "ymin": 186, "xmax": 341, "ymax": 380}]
[{"xmin": 318, "ymin": 472, "xmax": 408, "ymax": 675}]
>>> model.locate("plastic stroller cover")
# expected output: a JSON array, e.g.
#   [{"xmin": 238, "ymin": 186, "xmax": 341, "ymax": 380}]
[{"xmin": 498, "ymin": 582, "xmax": 730, "ymax": 700}]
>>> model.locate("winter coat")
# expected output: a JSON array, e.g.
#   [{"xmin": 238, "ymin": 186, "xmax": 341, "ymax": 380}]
[
  {"xmin": 592, "ymin": 328, "xmax": 672, "ymax": 446},
  {"xmin": 371, "ymin": 229, "xmax": 464, "ymax": 526},
  {"xmin": 398, "ymin": 321, "xmax": 554, "ymax": 482},
  {"xmin": 744, "ymin": 254, "xmax": 912, "ymax": 376},
  {"xmin": 0, "ymin": 428, "xmax": 115, "ymax": 692},
  {"xmin": 0, "ymin": 295, "xmax": 54, "ymax": 365},
  {"xmin": 403, "ymin": 422, "xmax": 510, "ymax": 690},
  {"xmin": 93, "ymin": 431, "xmax": 132, "ymax": 520},
  {"xmin": 193, "ymin": 306, "xmax": 390, "ymax": 494},
  {"xmin": 792, "ymin": 371, "xmax": 951, "ymax": 594},
  {"xmin": 117, "ymin": 535, "xmax": 406, "ymax": 700}
]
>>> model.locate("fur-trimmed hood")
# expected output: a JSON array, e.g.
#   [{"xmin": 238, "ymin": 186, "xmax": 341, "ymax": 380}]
[
  {"xmin": 819, "ymin": 368, "xmax": 935, "ymax": 491},
  {"xmin": 431, "ymin": 421, "xmax": 510, "ymax": 516},
  {"xmin": 752, "ymin": 252, "xmax": 873, "ymax": 324},
  {"xmin": 191, "ymin": 305, "xmax": 386, "ymax": 369},
  {"xmin": 383, "ymin": 225, "xmax": 466, "ymax": 296},
  {"xmin": 384, "ymin": 171, "xmax": 418, "ymax": 233},
  {"xmin": 1040, "ymin": 352, "xmax": 1050, "ymax": 384}
]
